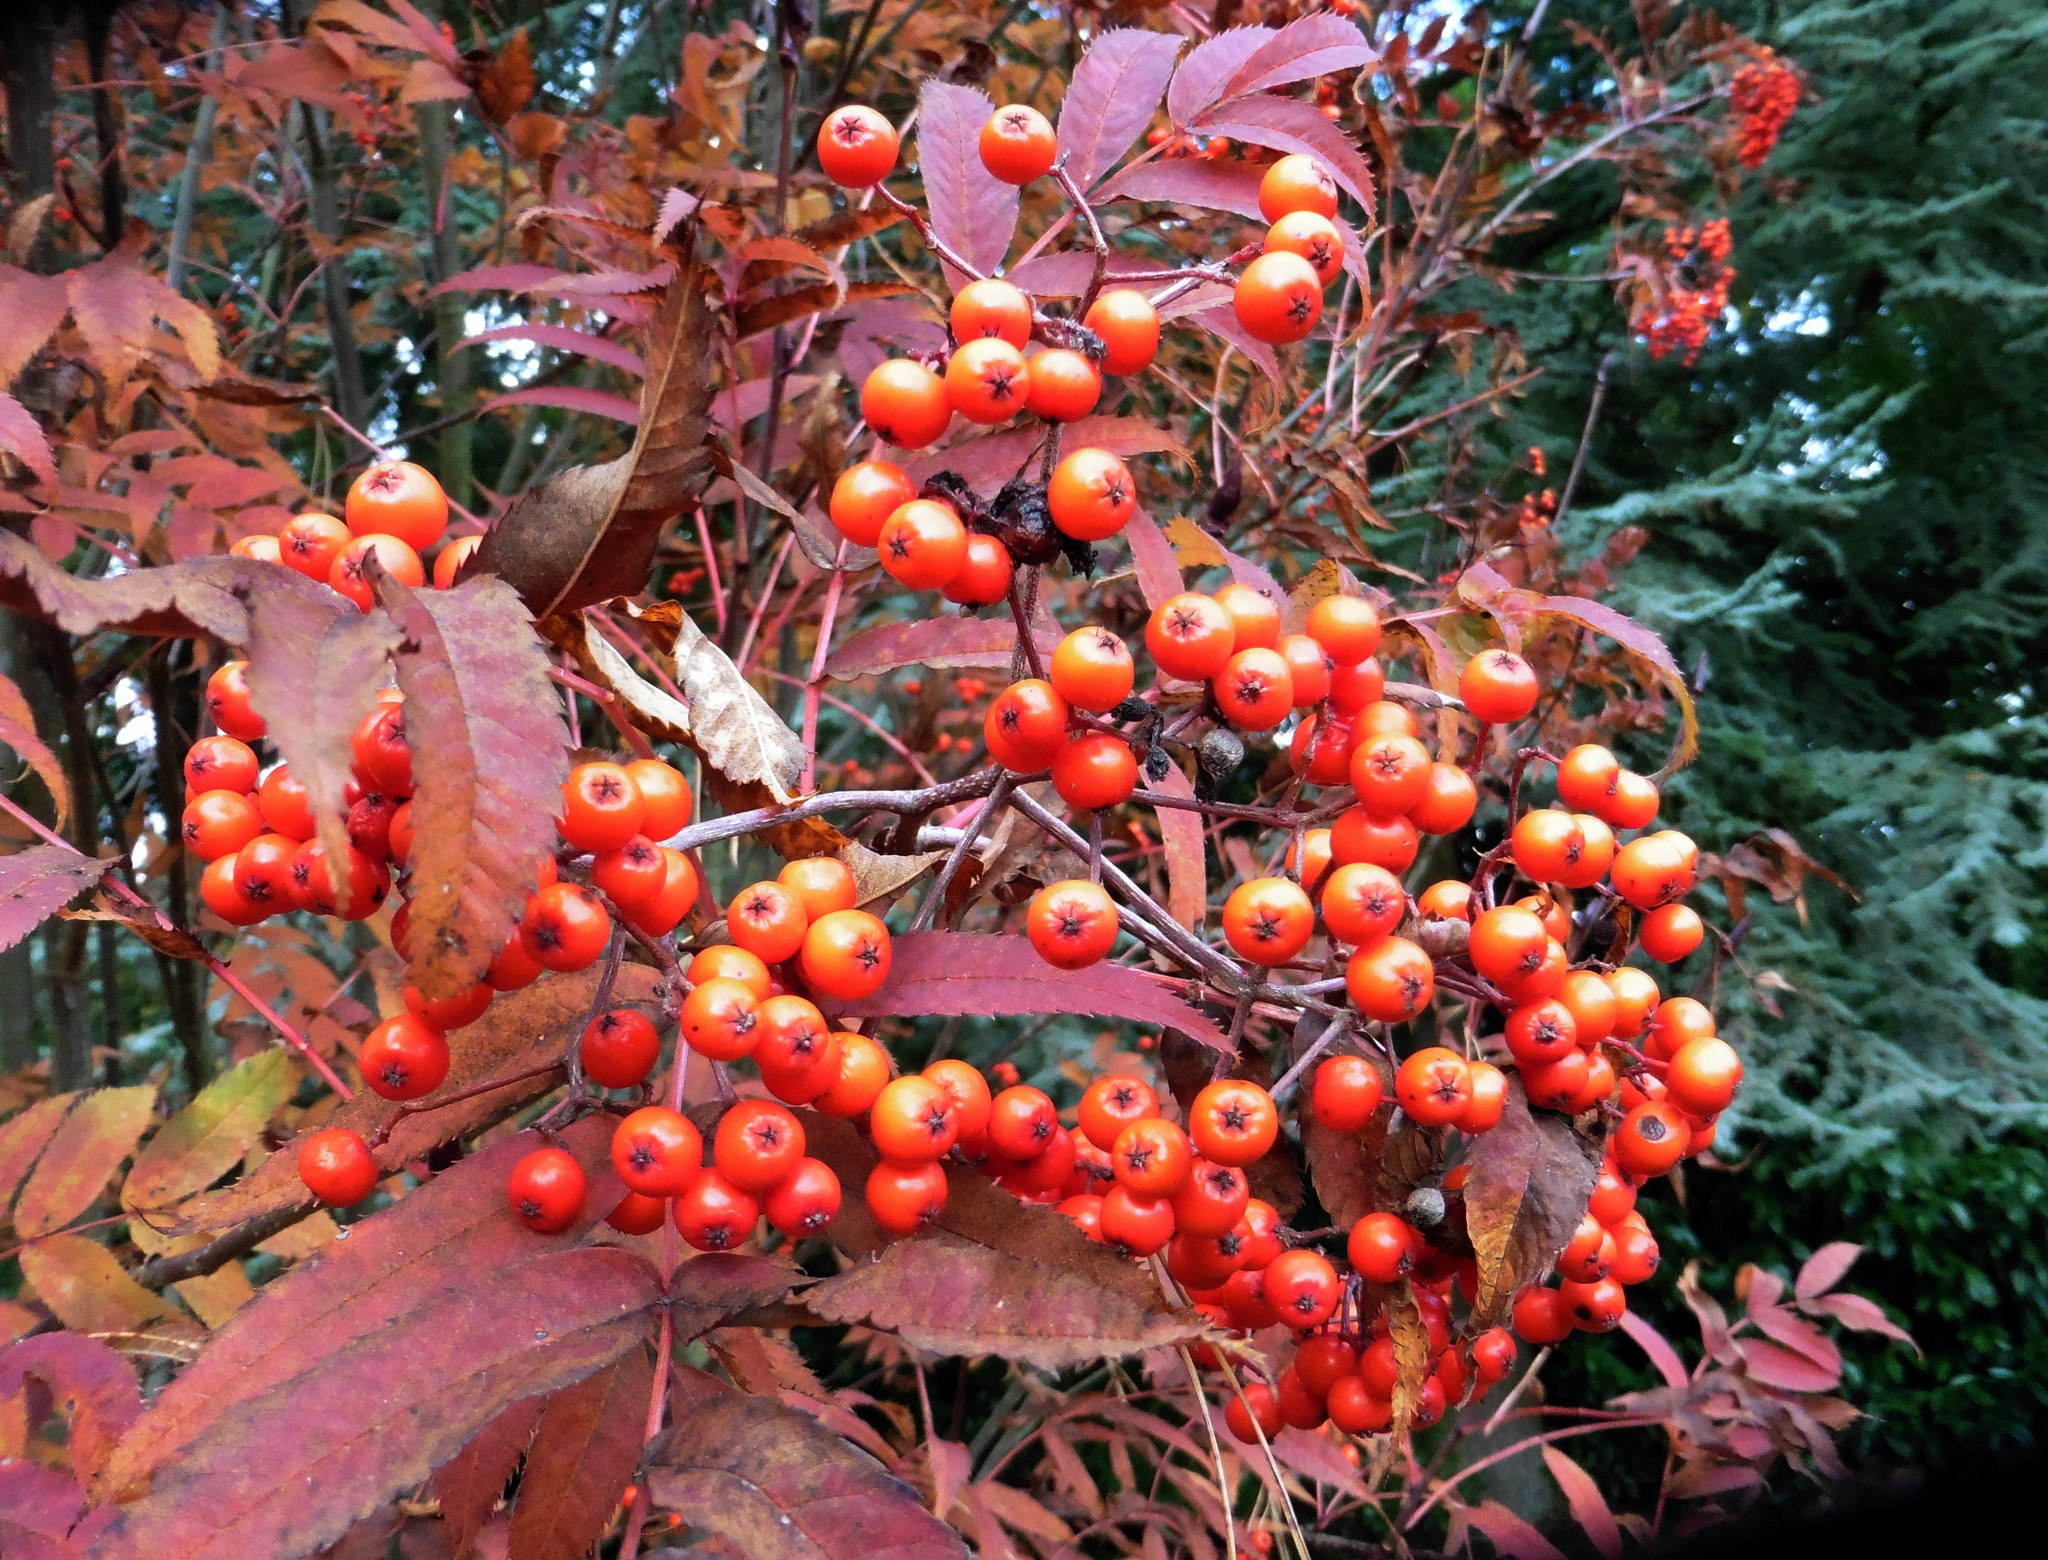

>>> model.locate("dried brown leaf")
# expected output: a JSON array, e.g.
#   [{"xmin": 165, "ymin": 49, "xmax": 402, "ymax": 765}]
[
  {"xmin": 1464, "ymin": 1077, "xmax": 1605, "ymax": 1330},
  {"xmin": 469, "ymin": 264, "xmax": 718, "ymax": 620}
]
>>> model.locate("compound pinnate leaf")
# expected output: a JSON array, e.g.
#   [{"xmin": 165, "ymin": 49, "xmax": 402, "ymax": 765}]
[
  {"xmin": 830, "ymin": 930, "xmax": 1229, "ymax": 1048},
  {"xmin": 0, "ymin": 265, "xmax": 71, "ymax": 389},
  {"xmin": 1102, "ymin": 158, "xmax": 1266, "ymax": 219},
  {"xmin": 0, "ymin": 1333, "xmax": 143, "ymax": 1485},
  {"xmin": 1617, "ymin": 1310, "xmax": 1690, "ymax": 1389},
  {"xmin": 244, "ymin": 587, "xmax": 403, "ymax": 908},
  {"xmin": 1464, "ymin": 1498, "xmax": 1571, "ymax": 1560},
  {"xmin": 917, "ymin": 82, "xmax": 1020, "ymax": 280},
  {"xmin": 94, "ymin": 1116, "xmax": 632, "ymax": 1507},
  {"xmin": 13, "ymin": 1085, "xmax": 157, "ymax": 1238},
  {"xmin": 1165, "ymin": 26, "xmax": 1274, "ymax": 128},
  {"xmin": 433, "ymin": 1397, "xmax": 542, "ymax": 1559},
  {"xmin": 1151, "ymin": 762, "xmax": 1207, "ymax": 930},
  {"xmin": 825, "ymin": 616, "xmax": 1021, "ymax": 679},
  {"xmin": 85, "ymin": 1246, "xmax": 660, "ymax": 1560},
  {"xmin": 0, "ymin": 847, "xmax": 112, "ymax": 957},
  {"xmin": 1057, "ymin": 29, "xmax": 1185, "ymax": 191},
  {"xmin": 122, "ymin": 1051, "xmax": 296, "ymax": 1212},
  {"xmin": 507, "ymin": 1347, "xmax": 653, "ymax": 1560},
  {"xmin": 646, "ymin": 1366, "xmax": 967, "ymax": 1560},
  {"xmin": 800, "ymin": 1114, "xmax": 1205, "ymax": 1369},
  {"xmin": 378, "ymin": 575, "xmax": 568, "ymax": 998},
  {"xmin": 171, "ymin": 964, "xmax": 660, "ymax": 1234},
  {"xmin": 470, "ymin": 266, "xmax": 718, "ymax": 620},
  {"xmin": 1463, "ymin": 1078, "xmax": 1605, "ymax": 1330}
]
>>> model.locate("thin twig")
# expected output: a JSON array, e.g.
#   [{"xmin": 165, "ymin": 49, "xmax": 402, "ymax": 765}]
[
  {"xmin": 548, "ymin": 666, "xmax": 657, "ymax": 760},
  {"xmin": 1552, "ymin": 349, "xmax": 1616, "ymax": 531},
  {"xmin": 912, "ymin": 775, "xmax": 1011, "ymax": 931}
]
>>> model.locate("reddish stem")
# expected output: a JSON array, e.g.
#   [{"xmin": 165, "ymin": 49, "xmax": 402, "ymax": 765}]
[
  {"xmin": 548, "ymin": 665, "xmax": 657, "ymax": 760},
  {"xmin": 799, "ymin": 543, "xmax": 850, "ymax": 793}
]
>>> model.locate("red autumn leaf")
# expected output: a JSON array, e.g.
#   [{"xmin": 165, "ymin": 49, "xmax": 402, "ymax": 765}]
[
  {"xmin": 0, "ymin": 846, "xmax": 108, "ymax": 957},
  {"xmin": 1793, "ymin": 1239, "xmax": 1863, "ymax": 1301},
  {"xmin": 1456, "ymin": 560, "xmax": 1699, "ymax": 773},
  {"xmin": 800, "ymin": 1114, "xmax": 1206, "ymax": 1369},
  {"xmin": 645, "ymin": 1366, "xmax": 968, "ymax": 1560},
  {"xmin": 0, "ymin": 667, "xmax": 69, "ymax": 829},
  {"xmin": 459, "ymin": 323, "xmax": 646, "ymax": 378},
  {"xmin": 1749, "ymin": 1304, "xmax": 1844, "ymax": 1377},
  {"xmin": 829, "ymin": 929, "xmax": 1229, "ymax": 1048},
  {"xmin": 1737, "ymin": 1336, "xmax": 1842, "ymax": 1394},
  {"xmin": 0, "ymin": 266, "xmax": 73, "ymax": 389},
  {"xmin": 1806, "ymin": 1292, "xmax": 1919, "ymax": 1353},
  {"xmin": 487, "ymin": 386, "xmax": 643, "ymax": 423},
  {"xmin": 0, "ymin": 1459, "xmax": 86, "ymax": 1560},
  {"xmin": 1182, "ymin": 300, "xmax": 1285, "ymax": 384},
  {"xmin": 0, "ymin": 390, "xmax": 56, "ymax": 487},
  {"xmin": 1541, "ymin": 1445, "xmax": 1622, "ymax": 1560},
  {"xmin": 1219, "ymin": 12, "xmax": 1377, "ymax": 102},
  {"xmin": 825, "ymin": 616, "xmax": 1022, "ymax": 680},
  {"xmin": 1057, "ymin": 29, "xmax": 1186, "ymax": 190},
  {"xmin": 903, "ymin": 413, "xmax": 1186, "ymax": 495},
  {"xmin": 1122, "ymin": 511, "xmax": 1183, "ymax": 610},
  {"xmin": 244, "ymin": 587, "xmax": 402, "ymax": 916},
  {"xmin": 1151, "ymin": 762, "xmax": 1208, "ymax": 931},
  {"xmin": 1191, "ymin": 94, "xmax": 1377, "ymax": 216},
  {"xmin": 915, "ymin": 81, "xmax": 1020, "ymax": 281},
  {"xmin": 1166, "ymin": 26, "xmax": 1276, "ymax": 129},
  {"xmin": 0, "ymin": 1093, "xmax": 77, "ymax": 1217},
  {"xmin": 86, "ymin": 1247, "xmax": 660, "ymax": 1560},
  {"xmin": 11, "ymin": 1084, "xmax": 157, "ymax": 1238},
  {"xmin": 432, "ymin": 1396, "xmax": 542, "ymax": 1559},
  {"xmin": 1462, "ymin": 1077, "xmax": 1605, "ymax": 1329},
  {"xmin": 434, "ymin": 262, "xmax": 568, "ymax": 296},
  {"xmin": 507, "ymin": 1346, "xmax": 654, "ymax": 1560},
  {"xmin": 1101, "ymin": 158, "xmax": 1267, "ymax": 220},
  {"xmin": 376, "ymin": 575, "xmax": 568, "ymax": 998},
  {"xmin": 171, "ymin": 963, "xmax": 660, "ymax": 1234},
  {"xmin": 1618, "ymin": 1309, "xmax": 1691, "ymax": 1390},
  {"xmin": 1462, "ymin": 1499, "xmax": 1570, "ymax": 1560},
  {"xmin": 0, "ymin": 1333, "xmax": 143, "ymax": 1485}
]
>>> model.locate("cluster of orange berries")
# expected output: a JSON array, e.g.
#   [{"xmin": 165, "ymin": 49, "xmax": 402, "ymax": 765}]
[
  {"xmin": 828, "ymin": 440, "xmax": 1144, "ymax": 602},
  {"xmin": 819, "ymin": 97, "xmax": 1351, "ymax": 432},
  {"xmin": 1640, "ymin": 220, "xmax": 1735, "ymax": 366},
  {"xmin": 293, "ymin": 749, "xmax": 698, "ymax": 1210},
  {"xmin": 228, "ymin": 460, "xmax": 481, "ymax": 608},
  {"xmin": 1729, "ymin": 58, "xmax": 1798, "ymax": 168}
]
